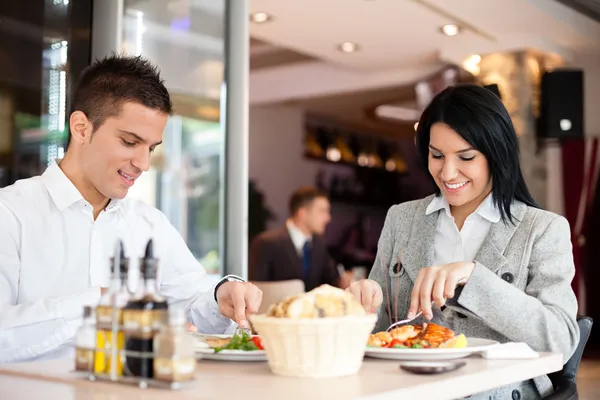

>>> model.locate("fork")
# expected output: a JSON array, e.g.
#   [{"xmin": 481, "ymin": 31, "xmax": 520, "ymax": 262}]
[
  {"xmin": 385, "ymin": 307, "xmax": 428, "ymax": 332},
  {"xmin": 385, "ymin": 277, "xmax": 467, "ymax": 332}
]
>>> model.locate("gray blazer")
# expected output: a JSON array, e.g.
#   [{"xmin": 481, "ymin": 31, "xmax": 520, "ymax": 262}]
[{"xmin": 369, "ymin": 195, "xmax": 579, "ymax": 400}]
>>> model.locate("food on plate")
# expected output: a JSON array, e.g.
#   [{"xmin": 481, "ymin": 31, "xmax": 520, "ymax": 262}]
[
  {"xmin": 266, "ymin": 284, "xmax": 366, "ymax": 318},
  {"xmin": 367, "ymin": 323, "xmax": 467, "ymax": 349},
  {"xmin": 205, "ymin": 337, "xmax": 231, "ymax": 349},
  {"xmin": 207, "ymin": 330, "xmax": 264, "ymax": 353},
  {"xmin": 439, "ymin": 333, "xmax": 467, "ymax": 349}
]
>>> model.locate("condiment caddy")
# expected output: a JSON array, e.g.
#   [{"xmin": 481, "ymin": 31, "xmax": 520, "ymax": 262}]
[{"xmin": 73, "ymin": 239, "xmax": 196, "ymax": 390}]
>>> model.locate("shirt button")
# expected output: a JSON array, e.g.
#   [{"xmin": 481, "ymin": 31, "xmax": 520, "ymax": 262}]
[
  {"xmin": 501, "ymin": 272, "xmax": 514, "ymax": 283},
  {"xmin": 511, "ymin": 389, "xmax": 521, "ymax": 400}
]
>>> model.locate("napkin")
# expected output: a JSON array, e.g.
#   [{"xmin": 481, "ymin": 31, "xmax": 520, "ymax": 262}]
[{"xmin": 481, "ymin": 342, "xmax": 539, "ymax": 359}]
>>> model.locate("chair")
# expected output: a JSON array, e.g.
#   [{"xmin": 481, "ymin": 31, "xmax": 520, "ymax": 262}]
[
  {"xmin": 543, "ymin": 315, "xmax": 594, "ymax": 400},
  {"xmin": 250, "ymin": 279, "xmax": 306, "ymax": 314}
]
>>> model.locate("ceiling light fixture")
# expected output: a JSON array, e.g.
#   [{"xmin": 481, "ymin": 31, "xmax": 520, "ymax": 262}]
[
  {"xmin": 338, "ymin": 42, "xmax": 359, "ymax": 53},
  {"xmin": 440, "ymin": 24, "xmax": 460, "ymax": 36},
  {"xmin": 250, "ymin": 12, "xmax": 272, "ymax": 23}
]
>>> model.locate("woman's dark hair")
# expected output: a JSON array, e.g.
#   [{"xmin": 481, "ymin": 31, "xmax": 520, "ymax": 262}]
[{"xmin": 415, "ymin": 83, "xmax": 539, "ymax": 224}]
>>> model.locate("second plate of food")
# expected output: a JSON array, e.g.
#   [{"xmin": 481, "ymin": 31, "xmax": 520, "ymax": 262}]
[
  {"xmin": 364, "ymin": 337, "xmax": 500, "ymax": 361},
  {"xmin": 365, "ymin": 323, "xmax": 499, "ymax": 361},
  {"xmin": 193, "ymin": 332, "xmax": 267, "ymax": 362}
]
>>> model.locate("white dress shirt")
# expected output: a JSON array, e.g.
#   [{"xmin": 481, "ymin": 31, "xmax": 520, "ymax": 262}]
[
  {"xmin": 286, "ymin": 219, "xmax": 311, "ymax": 255},
  {"xmin": 0, "ymin": 162, "xmax": 234, "ymax": 363},
  {"xmin": 425, "ymin": 193, "xmax": 501, "ymax": 266}
]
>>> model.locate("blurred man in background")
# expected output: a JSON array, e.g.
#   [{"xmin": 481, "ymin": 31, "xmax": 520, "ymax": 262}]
[{"xmin": 249, "ymin": 186, "xmax": 347, "ymax": 291}]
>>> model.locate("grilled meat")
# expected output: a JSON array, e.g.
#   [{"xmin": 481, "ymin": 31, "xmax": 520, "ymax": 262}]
[{"xmin": 367, "ymin": 323, "xmax": 455, "ymax": 348}]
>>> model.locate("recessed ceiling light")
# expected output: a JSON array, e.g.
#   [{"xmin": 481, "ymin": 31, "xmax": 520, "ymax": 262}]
[
  {"xmin": 250, "ymin": 12, "xmax": 272, "ymax": 23},
  {"xmin": 338, "ymin": 42, "xmax": 359, "ymax": 53},
  {"xmin": 441, "ymin": 24, "xmax": 460, "ymax": 36}
]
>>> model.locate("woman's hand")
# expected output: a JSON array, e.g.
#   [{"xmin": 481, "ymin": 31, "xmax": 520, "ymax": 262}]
[
  {"xmin": 408, "ymin": 261, "xmax": 475, "ymax": 320},
  {"xmin": 346, "ymin": 279, "xmax": 383, "ymax": 313}
]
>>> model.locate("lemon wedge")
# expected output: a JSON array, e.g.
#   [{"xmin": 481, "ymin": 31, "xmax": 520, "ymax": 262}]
[{"xmin": 439, "ymin": 334, "xmax": 468, "ymax": 349}]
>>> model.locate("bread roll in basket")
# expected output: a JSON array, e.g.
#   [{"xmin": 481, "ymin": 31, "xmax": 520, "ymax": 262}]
[{"xmin": 249, "ymin": 284, "xmax": 377, "ymax": 378}]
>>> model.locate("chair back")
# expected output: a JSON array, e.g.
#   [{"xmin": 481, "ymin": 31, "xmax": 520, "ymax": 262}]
[
  {"xmin": 548, "ymin": 315, "xmax": 594, "ymax": 389},
  {"xmin": 250, "ymin": 279, "xmax": 306, "ymax": 314}
]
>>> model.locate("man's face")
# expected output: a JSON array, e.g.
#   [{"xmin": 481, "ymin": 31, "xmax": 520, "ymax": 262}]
[
  {"xmin": 302, "ymin": 197, "xmax": 332, "ymax": 235},
  {"xmin": 79, "ymin": 102, "xmax": 168, "ymax": 199}
]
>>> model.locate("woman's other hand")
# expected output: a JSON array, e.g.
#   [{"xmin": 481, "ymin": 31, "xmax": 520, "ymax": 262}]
[{"xmin": 346, "ymin": 279, "xmax": 383, "ymax": 313}]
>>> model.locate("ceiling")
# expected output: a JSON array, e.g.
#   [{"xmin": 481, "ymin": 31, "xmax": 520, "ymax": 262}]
[
  {"xmin": 250, "ymin": 38, "xmax": 319, "ymax": 70},
  {"xmin": 555, "ymin": 0, "xmax": 600, "ymax": 22},
  {"xmin": 249, "ymin": 0, "xmax": 600, "ymax": 72},
  {"xmin": 248, "ymin": 0, "xmax": 600, "ymax": 136}
]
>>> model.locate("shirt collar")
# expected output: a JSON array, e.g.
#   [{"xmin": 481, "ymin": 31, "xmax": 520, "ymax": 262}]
[
  {"xmin": 425, "ymin": 193, "xmax": 501, "ymax": 223},
  {"xmin": 476, "ymin": 193, "xmax": 502, "ymax": 223},
  {"xmin": 425, "ymin": 194, "xmax": 451, "ymax": 218},
  {"xmin": 286, "ymin": 219, "xmax": 311, "ymax": 252},
  {"xmin": 41, "ymin": 160, "xmax": 122, "ymax": 212}
]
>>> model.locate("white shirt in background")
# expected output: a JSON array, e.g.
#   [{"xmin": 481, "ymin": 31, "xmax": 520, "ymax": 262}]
[
  {"xmin": 286, "ymin": 219, "xmax": 311, "ymax": 255},
  {"xmin": 0, "ymin": 161, "xmax": 234, "ymax": 363}
]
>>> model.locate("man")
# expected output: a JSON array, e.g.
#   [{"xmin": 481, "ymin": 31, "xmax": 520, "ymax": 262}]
[
  {"xmin": 249, "ymin": 186, "xmax": 342, "ymax": 291},
  {"xmin": 0, "ymin": 55, "xmax": 262, "ymax": 363}
]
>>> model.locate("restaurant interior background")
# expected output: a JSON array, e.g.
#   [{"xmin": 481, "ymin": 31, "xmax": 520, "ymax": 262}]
[{"xmin": 1, "ymin": 0, "xmax": 600, "ymax": 355}]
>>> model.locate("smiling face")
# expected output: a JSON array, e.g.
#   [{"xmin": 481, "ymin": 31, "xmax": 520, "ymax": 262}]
[
  {"xmin": 76, "ymin": 102, "xmax": 168, "ymax": 200},
  {"xmin": 428, "ymin": 122, "xmax": 492, "ymax": 214}
]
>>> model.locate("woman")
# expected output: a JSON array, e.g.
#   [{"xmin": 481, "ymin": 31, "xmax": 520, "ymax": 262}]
[{"xmin": 347, "ymin": 84, "xmax": 579, "ymax": 399}]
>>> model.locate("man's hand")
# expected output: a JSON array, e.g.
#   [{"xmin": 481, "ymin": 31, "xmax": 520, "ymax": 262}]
[
  {"xmin": 408, "ymin": 261, "xmax": 475, "ymax": 320},
  {"xmin": 216, "ymin": 282, "xmax": 263, "ymax": 328},
  {"xmin": 345, "ymin": 279, "xmax": 383, "ymax": 313}
]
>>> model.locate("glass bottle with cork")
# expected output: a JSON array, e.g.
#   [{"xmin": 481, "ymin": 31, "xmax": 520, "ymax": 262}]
[
  {"xmin": 153, "ymin": 307, "xmax": 196, "ymax": 383},
  {"xmin": 94, "ymin": 240, "xmax": 130, "ymax": 378},
  {"xmin": 122, "ymin": 239, "xmax": 168, "ymax": 378},
  {"xmin": 74, "ymin": 305, "xmax": 96, "ymax": 373}
]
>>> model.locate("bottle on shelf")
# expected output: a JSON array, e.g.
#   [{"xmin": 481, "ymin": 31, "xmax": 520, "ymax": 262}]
[
  {"xmin": 153, "ymin": 307, "xmax": 196, "ymax": 383},
  {"xmin": 74, "ymin": 305, "xmax": 96, "ymax": 372},
  {"xmin": 122, "ymin": 239, "xmax": 168, "ymax": 378},
  {"xmin": 94, "ymin": 240, "xmax": 130, "ymax": 377}
]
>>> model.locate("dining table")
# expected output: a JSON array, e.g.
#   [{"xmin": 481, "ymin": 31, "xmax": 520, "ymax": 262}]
[{"xmin": 0, "ymin": 352, "xmax": 563, "ymax": 400}]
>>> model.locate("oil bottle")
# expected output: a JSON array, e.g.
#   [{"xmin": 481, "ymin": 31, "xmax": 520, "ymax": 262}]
[
  {"xmin": 122, "ymin": 239, "xmax": 168, "ymax": 378},
  {"xmin": 94, "ymin": 240, "xmax": 130, "ymax": 377}
]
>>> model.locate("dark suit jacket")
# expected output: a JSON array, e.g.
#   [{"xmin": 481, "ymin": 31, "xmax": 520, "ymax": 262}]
[{"xmin": 248, "ymin": 226, "xmax": 340, "ymax": 291}]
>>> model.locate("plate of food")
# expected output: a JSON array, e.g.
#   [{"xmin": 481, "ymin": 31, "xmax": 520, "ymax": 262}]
[
  {"xmin": 364, "ymin": 323, "xmax": 499, "ymax": 361},
  {"xmin": 194, "ymin": 330, "xmax": 267, "ymax": 361}
]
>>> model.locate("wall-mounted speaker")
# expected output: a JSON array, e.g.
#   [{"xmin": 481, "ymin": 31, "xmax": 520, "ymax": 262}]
[
  {"xmin": 483, "ymin": 83, "xmax": 501, "ymax": 100},
  {"xmin": 538, "ymin": 69, "xmax": 584, "ymax": 139}
]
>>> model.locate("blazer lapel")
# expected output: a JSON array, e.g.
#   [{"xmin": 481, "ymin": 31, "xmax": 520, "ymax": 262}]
[
  {"xmin": 473, "ymin": 201, "xmax": 527, "ymax": 273},
  {"xmin": 401, "ymin": 197, "xmax": 438, "ymax": 282}
]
